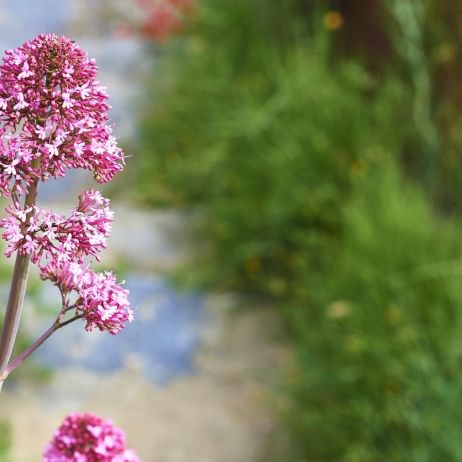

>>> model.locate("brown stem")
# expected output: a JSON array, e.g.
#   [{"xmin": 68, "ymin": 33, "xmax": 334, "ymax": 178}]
[{"xmin": 0, "ymin": 177, "xmax": 39, "ymax": 392}]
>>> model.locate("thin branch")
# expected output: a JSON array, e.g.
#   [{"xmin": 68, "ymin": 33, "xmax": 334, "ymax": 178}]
[
  {"xmin": 5, "ymin": 323, "xmax": 56, "ymax": 376},
  {"xmin": 57, "ymin": 313, "xmax": 83, "ymax": 329},
  {"xmin": 5, "ymin": 312, "xmax": 84, "ymax": 376}
]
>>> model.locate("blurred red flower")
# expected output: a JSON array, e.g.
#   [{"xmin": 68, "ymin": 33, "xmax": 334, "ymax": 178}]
[{"xmin": 137, "ymin": 0, "xmax": 196, "ymax": 41}]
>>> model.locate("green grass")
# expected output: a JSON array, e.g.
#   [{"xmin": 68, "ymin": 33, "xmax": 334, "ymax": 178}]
[
  {"xmin": 131, "ymin": 0, "xmax": 462, "ymax": 459},
  {"xmin": 285, "ymin": 162, "xmax": 462, "ymax": 461}
]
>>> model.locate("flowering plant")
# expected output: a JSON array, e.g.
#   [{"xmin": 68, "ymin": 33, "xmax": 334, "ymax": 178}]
[
  {"xmin": 44, "ymin": 412, "xmax": 139, "ymax": 462},
  {"xmin": 0, "ymin": 34, "xmax": 139, "ymax": 460}
]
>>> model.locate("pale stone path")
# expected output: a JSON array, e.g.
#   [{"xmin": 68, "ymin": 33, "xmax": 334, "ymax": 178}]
[
  {"xmin": 0, "ymin": 205, "xmax": 288, "ymax": 461},
  {"xmin": 3, "ymin": 303, "xmax": 288, "ymax": 462}
]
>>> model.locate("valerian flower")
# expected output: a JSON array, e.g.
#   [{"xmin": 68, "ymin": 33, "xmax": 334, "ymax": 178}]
[
  {"xmin": 0, "ymin": 33, "xmax": 125, "ymax": 197},
  {"xmin": 43, "ymin": 412, "xmax": 141, "ymax": 462},
  {"xmin": 0, "ymin": 189, "xmax": 113, "ymax": 263},
  {"xmin": 40, "ymin": 261, "xmax": 133, "ymax": 335},
  {"xmin": 0, "ymin": 35, "xmax": 133, "ymax": 337},
  {"xmin": 0, "ymin": 31, "xmax": 138, "ymax": 462}
]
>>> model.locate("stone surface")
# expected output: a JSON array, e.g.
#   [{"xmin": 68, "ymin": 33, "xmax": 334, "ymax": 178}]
[
  {"xmin": 3, "ymin": 307, "xmax": 288, "ymax": 462},
  {"xmin": 36, "ymin": 273, "xmax": 204, "ymax": 384}
]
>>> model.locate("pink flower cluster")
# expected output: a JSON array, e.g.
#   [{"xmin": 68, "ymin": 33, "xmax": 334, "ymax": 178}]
[
  {"xmin": 0, "ymin": 35, "xmax": 132, "ymax": 336},
  {"xmin": 43, "ymin": 412, "xmax": 140, "ymax": 462},
  {"xmin": 0, "ymin": 33, "xmax": 125, "ymax": 197},
  {"xmin": 0, "ymin": 34, "xmax": 138, "ymax": 461},
  {"xmin": 41, "ymin": 262, "xmax": 133, "ymax": 335},
  {"xmin": 1, "ymin": 189, "xmax": 112, "ymax": 263}
]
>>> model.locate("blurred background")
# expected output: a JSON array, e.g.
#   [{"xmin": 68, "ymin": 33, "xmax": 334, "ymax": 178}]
[{"xmin": 2, "ymin": 0, "xmax": 462, "ymax": 461}]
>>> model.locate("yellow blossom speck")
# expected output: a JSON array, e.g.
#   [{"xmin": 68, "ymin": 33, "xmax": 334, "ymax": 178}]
[{"xmin": 324, "ymin": 11, "xmax": 344, "ymax": 31}]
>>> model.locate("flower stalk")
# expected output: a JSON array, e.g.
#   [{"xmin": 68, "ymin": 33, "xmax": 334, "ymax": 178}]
[
  {"xmin": 5, "ymin": 312, "xmax": 83, "ymax": 377},
  {"xmin": 0, "ymin": 176, "xmax": 39, "ymax": 392},
  {"xmin": 0, "ymin": 34, "xmax": 132, "ymax": 395}
]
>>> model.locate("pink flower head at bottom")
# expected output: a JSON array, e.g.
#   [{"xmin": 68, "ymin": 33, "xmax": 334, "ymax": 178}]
[{"xmin": 43, "ymin": 412, "xmax": 140, "ymax": 462}]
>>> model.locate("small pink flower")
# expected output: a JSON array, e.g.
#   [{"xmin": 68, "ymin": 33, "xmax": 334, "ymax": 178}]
[
  {"xmin": 43, "ymin": 412, "xmax": 141, "ymax": 462},
  {"xmin": 62, "ymin": 91, "xmax": 74, "ymax": 109},
  {"xmin": 14, "ymin": 206, "xmax": 32, "ymax": 222},
  {"xmin": 63, "ymin": 63, "xmax": 74, "ymax": 79},
  {"xmin": 13, "ymin": 91, "xmax": 28, "ymax": 110},
  {"xmin": 77, "ymin": 82, "xmax": 90, "ymax": 99},
  {"xmin": 3, "ymin": 158, "xmax": 19, "ymax": 176},
  {"xmin": 17, "ymin": 61, "xmax": 33, "ymax": 79},
  {"xmin": 23, "ymin": 234, "xmax": 38, "ymax": 254}
]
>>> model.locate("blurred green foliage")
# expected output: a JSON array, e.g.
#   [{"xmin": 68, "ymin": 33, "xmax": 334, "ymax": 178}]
[
  {"xmin": 135, "ymin": 0, "xmax": 408, "ymax": 297},
  {"xmin": 133, "ymin": 0, "xmax": 462, "ymax": 460},
  {"xmin": 0, "ymin": 420, "xmax": 11, "ymax": 462},
  {"xmin": 287, "ymin": 162, "xmax": 462, "ymax": 461}
]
